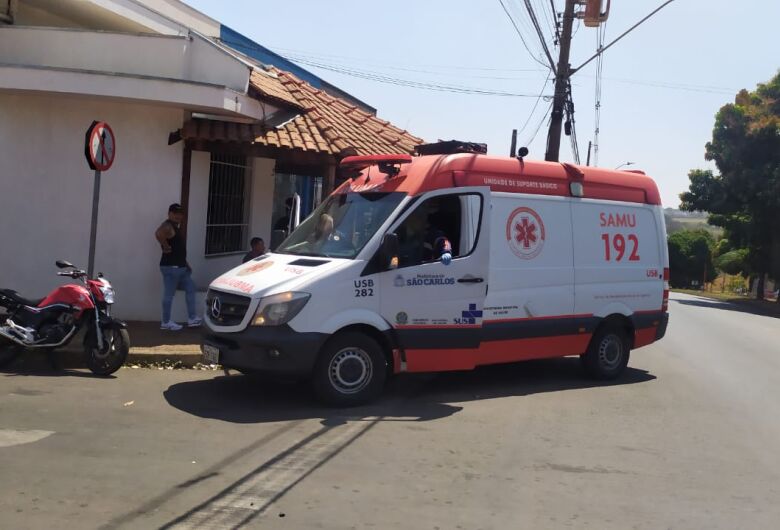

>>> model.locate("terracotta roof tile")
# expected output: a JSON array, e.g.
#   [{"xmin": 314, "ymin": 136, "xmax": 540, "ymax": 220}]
[
  {"xmin": 248, "ymin": 70, "xmax": 301, "ymax": 109},
  {"xmin": 180, "ymin": 67, "xmax": 423, "ymax": 156}
]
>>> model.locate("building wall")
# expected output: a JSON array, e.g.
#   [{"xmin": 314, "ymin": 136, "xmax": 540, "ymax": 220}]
[
  {"xmin": 0, "ymin": 92, "xmax": 184, "ymax": 321},
  {"xmin": 0, "ymin": 26, "xmax": 250, "ymax": 93},
  {"xmin": 186, "ymin": 151, "xmax": 276, "ymax": 294}
]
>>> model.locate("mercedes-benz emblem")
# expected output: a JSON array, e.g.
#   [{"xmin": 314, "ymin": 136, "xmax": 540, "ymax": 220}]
[{"xmin": 211, "ymin": 296, "xmax": 222, "ymax": 319}]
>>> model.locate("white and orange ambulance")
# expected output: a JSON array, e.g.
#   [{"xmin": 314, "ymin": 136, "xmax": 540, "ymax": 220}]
[{"xmin": 202, "ymin": 142, "xmax": 669, "ymax": 405}]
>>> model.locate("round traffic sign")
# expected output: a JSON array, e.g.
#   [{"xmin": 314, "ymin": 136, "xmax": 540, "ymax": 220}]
[{"xmin": 85, "ymin": 121, "xmax": 116, "ymax": 171}]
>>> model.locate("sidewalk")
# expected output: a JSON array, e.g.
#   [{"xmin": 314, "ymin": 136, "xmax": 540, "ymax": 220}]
[{"xmin": 60, "ymin": 321, "xmax": 205, "ymax": 368}]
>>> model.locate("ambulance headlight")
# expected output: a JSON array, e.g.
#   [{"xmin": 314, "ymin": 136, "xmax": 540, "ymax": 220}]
[{"xmin": 251, "ymin": 292, "xmax": 310, "ymax": 326}]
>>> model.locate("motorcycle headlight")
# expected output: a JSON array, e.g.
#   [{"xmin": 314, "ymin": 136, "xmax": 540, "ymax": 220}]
[
  {"xmin": 99, "ymin": 279, "xmax": 115, "ymax": 304},
  {"xmin": 251, "ymin": 292, "xmax": 310, "ymax": 327}
]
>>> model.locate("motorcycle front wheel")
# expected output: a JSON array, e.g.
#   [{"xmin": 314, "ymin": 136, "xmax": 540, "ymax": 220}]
[{"xmin": 85, "ymin": 327, "xmax": 130, "ymax": 376}]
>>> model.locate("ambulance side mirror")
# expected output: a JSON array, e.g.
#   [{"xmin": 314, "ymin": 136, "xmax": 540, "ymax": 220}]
[{"xmin": 380, "ymin": 233, "xmax": 400, "ymax": 270}]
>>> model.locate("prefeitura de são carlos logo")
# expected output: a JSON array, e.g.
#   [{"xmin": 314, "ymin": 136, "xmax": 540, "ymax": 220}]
[{"xmin": 506, "ymin": 207, "xmax": 546, "ymax": 259}]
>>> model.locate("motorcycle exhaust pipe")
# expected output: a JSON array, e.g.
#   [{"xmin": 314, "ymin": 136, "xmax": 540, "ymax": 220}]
[
  {"xmin": 0, "ymin": 320, "xmax": 77, "ymax": 349},
  {"xmin": 0, "ymin": 319, "xmax": 36, "ymax": 344},
  {"xmin": 0, "ymin": 326, "xmax": 30, "ymax": 346}
]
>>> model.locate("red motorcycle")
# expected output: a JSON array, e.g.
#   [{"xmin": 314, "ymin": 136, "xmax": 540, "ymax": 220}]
[{"xmin": 0, "ymin": 260, "xmax": 129, "ymax": 375}]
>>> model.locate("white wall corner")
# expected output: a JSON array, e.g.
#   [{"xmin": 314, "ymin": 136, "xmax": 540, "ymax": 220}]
[{"xmin": 250, "ymin": 156, "xmax": 277, "ymax": 247}]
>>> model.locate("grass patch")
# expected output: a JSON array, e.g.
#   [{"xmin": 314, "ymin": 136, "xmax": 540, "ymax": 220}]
[
  {"xmin": 672, "ymin": 289, "xmax": 749, "ymax": 302},
  {"xmin": 673, "ymin": 289, "xmax": 780, "ymax": 315}
]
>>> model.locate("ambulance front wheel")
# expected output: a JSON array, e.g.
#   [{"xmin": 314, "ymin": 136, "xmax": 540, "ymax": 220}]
[
  {"xmin": 312, "ymin": 332, "xmax": 387, "ymax": 406},
  {"xmin": 581, "ymin": 326, "xmax": 630, "ymax": 380}
]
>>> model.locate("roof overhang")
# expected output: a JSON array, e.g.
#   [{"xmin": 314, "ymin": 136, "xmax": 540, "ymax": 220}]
[{"xmin": 0, "ymin": 64, "xmax": 279, "ymax": 120}]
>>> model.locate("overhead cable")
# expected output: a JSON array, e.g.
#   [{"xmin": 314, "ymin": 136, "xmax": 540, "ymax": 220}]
[
  {"xmin": 522, "ymin": 0, "xmax": 558, "ymax": 72},
  {"xmin": 497, "ymin": 0, "xmax": 552, "ymax": 70}
]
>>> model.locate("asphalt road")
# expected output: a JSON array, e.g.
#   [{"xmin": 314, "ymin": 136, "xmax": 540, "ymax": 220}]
[{"xmin": 2, "ymin": 292, "xmax": 779, "ymax": 529}]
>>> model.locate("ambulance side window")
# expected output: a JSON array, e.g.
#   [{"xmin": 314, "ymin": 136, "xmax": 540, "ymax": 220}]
[{"xmin": 396, "ymin": 193, "xmax": 482, "ymax": 268}]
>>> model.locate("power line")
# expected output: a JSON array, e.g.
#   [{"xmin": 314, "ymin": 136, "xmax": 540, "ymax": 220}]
[
  {"xmin": 535, "ymin": 0, "xmax": 556, "ymax": 44},
  {"xmin": 527, "ymin": 101, "xmax": 554, "ymax": 145},
  {"xmin": 596, "ymin": 76, "xmax": 736, "ymax": 95},
  {"xmin": 518, "ymin": 72, "xmax": 553, "ymax": 136},
  {"xmin": 263, "ymin": 45, "xmax": 738, "ymax": 95},
  {"xmin": 497, "ymin": 0, "xmax": 551, "ymax": 69},
  {"xmin": 274, "ymin": 55, "xmax": 548, "ymax": 97},
  {"xmin": 571, "ymin": 0, "xmax": 677, "ymax": 74},
  {"xmin": 592, "ymin": 21, "xmax": 607, "ymax": 166},
  {"xmin": 279, "ymin": 51, "xmax": 545, "ymax": 81},
  {"xmin": 508, "ymin": 0, "xmax": 546, "ymax": 56},
  {"xmin": 549, "ymin": 0, "xmax": 561, "ymax": 43},
  {"xmin": 221, "ymin": 37, "xmax": 548, "ymax": 97},
  {"xmin": 565, "ymin": 81, "xmax": 580, "ymax": 164},
  {"xmin": 270, "ymin": 46, "xmax": 547, "ymax": 73},
  {"xmin": 522, "ymin": 0, "xmax": 558, "ymax": 72}
]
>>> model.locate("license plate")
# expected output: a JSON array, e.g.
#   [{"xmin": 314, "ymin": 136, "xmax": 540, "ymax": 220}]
[{"xmin": 202, "ymin": 344, "xmax": 220, "ymax": 365}]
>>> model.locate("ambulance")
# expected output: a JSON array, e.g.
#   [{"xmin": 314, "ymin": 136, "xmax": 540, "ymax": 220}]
[{"xmin": 202, "ymin": 142, "xmax": 669, "ymax": 405}]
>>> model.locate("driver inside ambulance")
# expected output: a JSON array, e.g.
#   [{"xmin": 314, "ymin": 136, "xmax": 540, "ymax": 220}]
[{"xmin": 398, "ymin": 202, "xmax": 453, "ymax": 267}]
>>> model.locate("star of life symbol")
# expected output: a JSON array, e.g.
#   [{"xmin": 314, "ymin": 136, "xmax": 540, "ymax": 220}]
[
  {"xmin": 506, "ymin": 207, "xmax": 545, "ymax": 259},
  {"xmin": 514, "ymin": 217, "xmax": 537, "ymax": 248}
]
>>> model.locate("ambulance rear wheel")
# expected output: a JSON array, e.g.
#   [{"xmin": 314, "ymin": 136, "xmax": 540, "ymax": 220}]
[
  {"xmin": 582, "ymin": 326, "xmax": 630, "ymax": 380},
  {"xmin": 313, "ymin": 332, "xmax": 386, "ymax": 406}
]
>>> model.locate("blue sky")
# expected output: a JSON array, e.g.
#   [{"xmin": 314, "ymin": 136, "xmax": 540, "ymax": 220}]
[{"xmin": 185, "ymin": 0, "xmax": 779, "ymax": 207}]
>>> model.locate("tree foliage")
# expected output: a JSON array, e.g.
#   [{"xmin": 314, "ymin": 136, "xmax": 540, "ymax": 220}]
[
  {"xmin": 680, "ymin": 71, "xmax": 780, "ymax": 298},
  {"xmin": 716, "ymin": 248, "xmax": 750, "ymax": 276},
  {"xmin": 667, "ymin": 229, "xmax": 716, "ymax": 288}
]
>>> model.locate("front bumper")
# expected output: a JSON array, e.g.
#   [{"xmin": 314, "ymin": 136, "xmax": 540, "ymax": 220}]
[{"xmin": 202, "ymin": 324, "xmax": 328, "ymax": 375}]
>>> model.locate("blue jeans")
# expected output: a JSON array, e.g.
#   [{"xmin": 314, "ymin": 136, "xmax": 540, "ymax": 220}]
[{"xmin": 160, "ymin": 266, "xmax": 197, "ymax": 322}]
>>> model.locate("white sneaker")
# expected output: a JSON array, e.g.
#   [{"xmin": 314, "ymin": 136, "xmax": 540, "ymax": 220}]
[
  {"xmin": 161, "ymin": 321, "xmax": 183, "ymax": 331},
  {"xmin": 187, "ymin": 317, "xmax": 203, "ymax": 328}
]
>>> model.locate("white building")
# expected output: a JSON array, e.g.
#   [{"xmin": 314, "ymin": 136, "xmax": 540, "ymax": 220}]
[{"xmin": 0, "ymin": 0, "xmax": 421, "ymax": 320}]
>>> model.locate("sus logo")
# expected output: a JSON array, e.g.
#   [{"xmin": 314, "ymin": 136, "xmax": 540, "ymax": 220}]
[{"xmin": 506, "ymin": 207, "xmax": 546, "ymax": 259}]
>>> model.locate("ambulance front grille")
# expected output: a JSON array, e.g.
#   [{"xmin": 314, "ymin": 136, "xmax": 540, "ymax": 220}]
[{"xmin": 206, "ymin": 289, "xmax": 251, "ymax": 326}]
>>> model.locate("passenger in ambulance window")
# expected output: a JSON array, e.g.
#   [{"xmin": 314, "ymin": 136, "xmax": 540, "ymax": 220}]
[
  {"xmin": 305, "ymin": 213, "xmax": 353, "ymax": 256},
  {"xmin": 312, "ymin": 213, "xmax": 334, "ymax": 243},
  {"xmin": 397, "ymin": 201, "xmax": 453, "ymax": 267}
]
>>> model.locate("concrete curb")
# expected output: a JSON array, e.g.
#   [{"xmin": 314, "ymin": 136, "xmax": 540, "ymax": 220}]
[{"xmin": 50, "ymin": 347, "xmax": 203, "ymax": 369}]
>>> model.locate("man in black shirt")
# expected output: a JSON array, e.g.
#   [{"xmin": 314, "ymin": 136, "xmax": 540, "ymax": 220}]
[{"xmin": 155, "ymin": 203, "xmax": 202, "ymax": 330}]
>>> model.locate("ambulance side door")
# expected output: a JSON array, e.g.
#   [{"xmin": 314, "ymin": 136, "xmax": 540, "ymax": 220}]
[
  {"xmin": 378, "ymin": 187, "xmax": 491, "ymax": 360},
  {"xmin": 572, "ymin": 200, "xmax": 664, "ymax": 317}
]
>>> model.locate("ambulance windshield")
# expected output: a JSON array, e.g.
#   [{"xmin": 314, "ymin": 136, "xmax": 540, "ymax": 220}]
[{"xmin": 276, "ymin": 192, "xmax": 405, "ymax": 259}]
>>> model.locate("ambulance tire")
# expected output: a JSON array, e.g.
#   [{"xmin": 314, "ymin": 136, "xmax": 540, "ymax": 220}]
[
  {"xmin": 312, "ymin": 332, "xmax": 387, "ymax": 407},
  {"xmin": 581, "ymin": 326, "xmax": 630, "ymax": 380}
]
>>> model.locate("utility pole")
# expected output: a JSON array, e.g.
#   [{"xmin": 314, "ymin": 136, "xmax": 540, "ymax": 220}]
[
  {"xmin": 545, "ymin": 0, "xmax": 576, "ymax": 162},
  {"xmin": 542, "ymin": 0, "xmax": 676, "ymax": 163}
]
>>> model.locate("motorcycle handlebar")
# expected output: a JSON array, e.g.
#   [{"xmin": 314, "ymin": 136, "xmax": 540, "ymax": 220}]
[{"xmin": 57, "ymin": 270, "xmax": 87, "ymax": 278}]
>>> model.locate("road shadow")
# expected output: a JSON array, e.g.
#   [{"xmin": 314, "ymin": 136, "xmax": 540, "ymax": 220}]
[
  {"xmin": 105, "ymin": 360, "xmax": 655, "ymax": 529},
  {"xmin": 0, "ymin": 351, "xmax": 116, "ymax": 379},
  {"xmin": 672, "ymin": 296, "xmax": 780, "ymax": 319},
  {"xmin": 163, "ymin": 357, "xmax": 656, "ymax": 424}
]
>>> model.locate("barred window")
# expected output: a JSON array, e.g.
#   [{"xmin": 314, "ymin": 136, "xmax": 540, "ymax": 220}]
[{"xmin": 205, "ymin": 154, "xmax": 251, "ymax": 256}]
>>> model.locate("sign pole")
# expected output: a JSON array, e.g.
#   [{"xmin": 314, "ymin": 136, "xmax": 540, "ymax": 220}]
[
  {"xmin": 87, "ymin": 168, "xmax": 101, "ymax": 278},
  {"xmin": 84, "ymin": 121, "xmax": 115, "ymax": 278}
]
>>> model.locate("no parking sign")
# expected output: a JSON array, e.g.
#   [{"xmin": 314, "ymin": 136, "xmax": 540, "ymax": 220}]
[{"xmin": 84, "ymin": 121, "xmax": 116, "ymax": 171}]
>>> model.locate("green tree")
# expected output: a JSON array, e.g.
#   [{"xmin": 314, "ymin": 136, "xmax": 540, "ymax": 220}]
[
  {"xmin": 680, "ymin": 71, "xmax": 780, "ymax": 300},
  {"xmin": 667, "ymin": 229, "xmax": 716, "ymax": 288},
  {"xmin": 716, "ymin": 248, "xmax": 750, "ymax": 276}
]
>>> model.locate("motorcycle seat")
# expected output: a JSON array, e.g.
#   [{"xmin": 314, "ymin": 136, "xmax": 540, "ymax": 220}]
[{"xmin": 0, "ymin": 289, "xmax": 43, "ymax": 307}]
